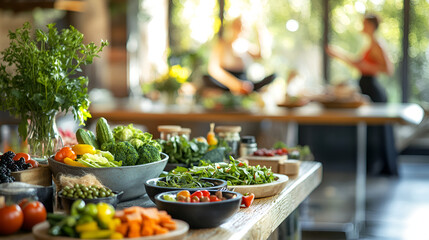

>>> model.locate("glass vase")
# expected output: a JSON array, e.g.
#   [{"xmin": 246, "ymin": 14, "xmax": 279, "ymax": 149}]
[{"xmin": 27, "ymin": 111, "xmax": 63, "ymax": 161}]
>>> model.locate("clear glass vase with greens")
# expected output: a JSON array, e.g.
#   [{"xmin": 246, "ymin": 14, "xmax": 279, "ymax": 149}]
[{"xmin": 0, "ymin": 22, "xmax": 107, "ymax": 159}]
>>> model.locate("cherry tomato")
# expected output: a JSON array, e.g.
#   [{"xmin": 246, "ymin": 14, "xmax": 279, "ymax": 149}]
[
  {"xmin": 13, "ymin": 152, "xmax": 31, "ymax": 161},
  {"xmin": 190, "ymin": 191, "xmax": 203, "ymax": 199},
  {"xmin": 0, "ymin": 204, "xmax": 24, "ymax": 235},
  {"xmin": 19, "ymin": 199, "xmax": 47, "ymax": 231},
  {"xmin": 200, "ymin": 190, "xmax": 210, "ymax": 198},
  {"xmin": 54, "ymin": 147, "xmax": 77, "ymax": 162},
  {"xmin": 26, "ymin": 159, "xmax": 39, "ymax": 168},
  {"xmin": 209, "ymin": 195, "xmax": 221, "ymax": 202}
]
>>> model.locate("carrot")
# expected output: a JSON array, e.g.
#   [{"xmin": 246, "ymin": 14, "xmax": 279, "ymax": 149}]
[
  {"xmin": 125, "ymin": 212, "xmax": 142, "ymax": 224},
  {"xmin": 141, "ymin": 219, "xmax": 155, "ymax": 236},
  {"xmin": 124, "ymin": 206, "xmax": 141, "ymax": 214},
  {"xmin": 128, "ymin": 222, "xmax": 141, "ymax": 238},
  {"xmin": 115, "ymin": 223, "xmax": 129, "ymax": 236},
  {"xmin": 153, "ymin": 225, "xmax": 169, "ymax": 235},
  {"xmin": 140, "ymin": 208, "xmax": 161, "ymax": 223},
  {"xmin": 161, "ymin": 221, "xmax": 177, "ymax": 231},
  {"xmin": 114, "ymin": 210, "xmax": 126, "ymax": 222}
]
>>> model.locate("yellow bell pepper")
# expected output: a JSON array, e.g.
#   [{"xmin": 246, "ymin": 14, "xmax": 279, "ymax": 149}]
[
  {"xmin": 110, "ymin": 232, "xmax": 124, "ymax": 239},
  {"xmin": 97, "ymin": 202, "xmax": 115, "ymax": 224},
  {"xmin": 79, "ymin": 230, "xmax": 113, "ymax": 239},
  {"xmin": 76, "ymin": 221, "xmax": 99, "ymax": 233},
  {"xmin": 72, "ymin": 144, "xmax": 96, "ymax": 155},
  {"xmin": 64, "ymin": 157, "xmax": 86, "ymax": 167},
  {"xmin": 107, "ymin": 218, "xmax": 121, "ymax": 231}
]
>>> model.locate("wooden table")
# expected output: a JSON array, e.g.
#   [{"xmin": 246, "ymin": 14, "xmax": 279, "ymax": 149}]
[
  {"xmin": 90, "ymin": 99, "xmax": 424, "ymax": 239},
  {"xmin": 2, "ymin": 161, "xmax": 322, "ymax": 240}
]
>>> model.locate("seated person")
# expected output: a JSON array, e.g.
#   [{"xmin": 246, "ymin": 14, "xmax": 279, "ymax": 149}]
[{"xmin": 207, "ymin": 17, "xmax": 276, "ymax": 95}]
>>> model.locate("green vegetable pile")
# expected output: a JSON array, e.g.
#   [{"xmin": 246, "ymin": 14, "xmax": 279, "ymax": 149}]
[
  {"xmin": 156, "ymin": 172, "xmax": 214, "ymax": 188},
  {"xmin": 158, "ymin": 135, "xmax": 225, "ymax": 166},
  {"xmin": 166, "ymin": 157, "xmax": 275, "ymax": 186},
  {"xmin": 76, "ymin": 118, "xmax": 163, "ymax": 166},
  {"xmin": 158, "ymin": 136, "xmax": 208, "ymax": 166}
]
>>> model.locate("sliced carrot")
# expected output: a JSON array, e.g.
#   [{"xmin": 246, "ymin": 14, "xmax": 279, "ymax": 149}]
[
  {"xmin": 114, "ymin": 210, "xmax": 126, "ymax": 222},
  {"xmin": 115, "ymin": 222, "xmax": 129, "ymax": 236},
  {"xmin": 124, "ymin": 206, "xmax": 141, "ymax": 214},
  {"xmin": 161, "ymin": 221, "xmax": 177, "ymax": 230},
  {"xmin": 140, "ymin": 208, "xmax": 161, "ymax": 223},
  {"xmin": 125, "ymin": 212, "xmax": 142, "ymax": 224},
  {"xmin": 128, "ymin": 222, "xmax": 141, "ymax": 238},
  {"xmin": 153, "ymin": 225, "xmax": 169, "ymax": 235}
]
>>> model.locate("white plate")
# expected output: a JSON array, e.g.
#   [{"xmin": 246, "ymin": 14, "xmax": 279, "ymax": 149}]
[
  {"xmin": 32, "ymin": 219, "xmax": 189, "ymax": 240},
  {"xmin": 227, "ymin": 173, "xmax": 289, "ymax": 199}
]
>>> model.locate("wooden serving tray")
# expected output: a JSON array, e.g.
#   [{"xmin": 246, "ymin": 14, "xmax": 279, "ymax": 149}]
[{"xmin": 11, "ymin": 164, "xmax": 52, "ymax": 186}]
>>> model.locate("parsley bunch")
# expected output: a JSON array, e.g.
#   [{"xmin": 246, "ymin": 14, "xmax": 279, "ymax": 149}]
[{"xmin": 0, "ymin": 22, "xmax": 108, "ymax": 139}]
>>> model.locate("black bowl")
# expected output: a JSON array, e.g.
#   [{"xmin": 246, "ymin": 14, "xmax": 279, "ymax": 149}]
[
  {"xmin": 144, "ymin": 177, "xmax": 227, "ymax": 203},
  {"xmin": 154, "ymin": 190, "xmax": 242, "ymax": 228},
  {"xmin": 58, "ymin": 190, "xmax": 123, "ymax": 214}
]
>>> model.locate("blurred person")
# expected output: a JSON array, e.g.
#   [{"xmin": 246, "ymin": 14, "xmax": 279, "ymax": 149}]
[
  {"xmin": 326, "ymin": 13, "xmax": 393, "ymax": 103},
  {"xmin": 326, "ymin": 13, "xmax": 397, "ymax": 176},
  {"xmin": 207, "ymin": 17, "xmax": 276, "ymax": 95}
]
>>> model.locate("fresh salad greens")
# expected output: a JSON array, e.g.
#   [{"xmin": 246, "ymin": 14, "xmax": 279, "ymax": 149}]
[
  {"xmin": 156, "ymin": 172, "xmax": 214, "ymax": 188},
  {"xmin": 166, "ymin": 157, "xmax": 275, "ymax": 186}
]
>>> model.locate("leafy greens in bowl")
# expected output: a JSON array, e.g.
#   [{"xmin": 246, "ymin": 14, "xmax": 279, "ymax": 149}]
[{"xmin": 144, "ymin": 176, "xmax": 227, "ymax": 203}]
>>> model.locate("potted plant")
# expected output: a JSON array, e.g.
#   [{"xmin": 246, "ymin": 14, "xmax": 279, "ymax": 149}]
[{"xmin": 0, "ymin": 22, "xmax": 107, "ymax": 160}]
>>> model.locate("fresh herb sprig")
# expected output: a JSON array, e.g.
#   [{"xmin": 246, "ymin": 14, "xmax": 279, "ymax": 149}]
[{"xmin": 0, "ymin": 22, "xmax": 108, "ymax": 139}]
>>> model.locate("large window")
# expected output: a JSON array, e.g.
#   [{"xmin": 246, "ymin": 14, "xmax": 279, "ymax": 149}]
[
  {"xmin": 409, "ymin": 0, "xmax": 429, "ymax": 104},
  {"xmin": 328, "ymin": 0, "xmax": 402, "ymax": 102}
]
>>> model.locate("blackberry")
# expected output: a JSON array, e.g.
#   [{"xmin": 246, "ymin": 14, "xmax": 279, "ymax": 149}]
[
  {"xmin": 21, "ymin": 163, "xmax": 31, "ymax": 170},
  {"xmin": 1, "ymin": 157, "xmax": 14, "ymax": 167},
  {"xmin": 1, "ymin": 151, "xmax": 15, "ymax": 160},
  {"xmin": 16, "ymin": 158, "xmax": 26, "ymax": 166},
  {"xmin": 9, "ymin": 164, "xmax": 20, "ymax": 172}
]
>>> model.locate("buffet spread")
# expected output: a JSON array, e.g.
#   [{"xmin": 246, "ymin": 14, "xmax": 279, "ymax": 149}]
[{"xmin": 0, "ymin": 117, "xmax": 318, "ymax": 240}]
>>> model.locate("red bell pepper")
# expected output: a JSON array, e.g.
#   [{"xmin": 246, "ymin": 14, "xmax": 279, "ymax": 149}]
[{"xmin": 241, "ymin": 193, "xmax": 255, "ymax": 208}]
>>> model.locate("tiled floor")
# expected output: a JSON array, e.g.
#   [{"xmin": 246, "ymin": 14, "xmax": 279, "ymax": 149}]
[{"xmin": 301, "ymin": 155, "xmax": 429, "ymax": 240}]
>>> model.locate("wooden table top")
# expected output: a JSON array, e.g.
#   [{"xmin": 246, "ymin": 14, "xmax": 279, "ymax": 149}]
[
  {"xmin": 185, "ymin": 161, "xmax": 322, "ymax": 240},
  {"xmin": 90, "ymin": 99, "xmax": 424, "ymax": 126},
  {"xmin": 2, "ymin": 161, "xmax": 322, "ymax": 240}
]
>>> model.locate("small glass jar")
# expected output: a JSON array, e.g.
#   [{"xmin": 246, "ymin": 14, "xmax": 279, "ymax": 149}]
[
  {"xmin": 157, "ymin": 125, "xmax": 181, "ymax": 141},
  {"xmin": 240, "ymin": 136, "xmax": 257, "ymax": 158},
  {"xmin": 215, "ymin": 126, "xmax": 242, "ymax": 158},
  {"xmin": 178, "ymin": 128, "xmax": 191, "ymax": 140}
]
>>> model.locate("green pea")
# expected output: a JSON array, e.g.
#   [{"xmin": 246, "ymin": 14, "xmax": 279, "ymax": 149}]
[
  {"xmin": 100, "ymin": 192, "xmax": 106, "ymax": 198},
  {"xmin": 74, "ymin": 184, "xmax": 79, "ymax": 189}
]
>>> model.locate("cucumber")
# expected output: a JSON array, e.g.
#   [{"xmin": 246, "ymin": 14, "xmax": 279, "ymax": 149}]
[
  {"xmin": 86, "ymin": 130, "xmax": 99, "ymax": 149},
  {"xmin": 96, "ymin": 117, "xmax": 114, "ymax": 146},
  {"xmin": 75, "ymin": 129, "xmax": 99, "ymax": 149}
]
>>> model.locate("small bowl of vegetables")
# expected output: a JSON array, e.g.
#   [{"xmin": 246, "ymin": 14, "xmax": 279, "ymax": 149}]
[
  {"xmin": 154, "ymin": 189, "xmax": 242, "ymax": 228},
  {"xmin": 58, "ymin": 184, "xmax": 123, "ymax": 213},
  {"xmin": 144, "ymin": 175, "xmax": 227, "ymax": 203}
]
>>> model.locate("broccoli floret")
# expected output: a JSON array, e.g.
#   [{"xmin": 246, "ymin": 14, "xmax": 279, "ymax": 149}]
[
  {"xmin": 101, "ymin": 142, "xmax": 116, "ymax": 154},
  {"xmin": 136, "ymin": 145, "xmax": 161, "ymax": 165},
  {"xmin": 129, "ymin": 138, "xmax": 144, "ymax": 149},
  {"xmin": 113, "ymin": 141, "xmax": 139, "ymax": 166}
]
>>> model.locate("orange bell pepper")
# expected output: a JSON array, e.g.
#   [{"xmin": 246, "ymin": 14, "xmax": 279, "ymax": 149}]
[{"xmin": 54, "ymin": 147, "xmax": 77, "ymax": 162}]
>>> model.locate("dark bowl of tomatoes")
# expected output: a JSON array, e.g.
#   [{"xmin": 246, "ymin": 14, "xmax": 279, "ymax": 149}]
[
  {"xmin": 154, "ymin": 189, "xmax": 242, "ymax": 228},
  {"xmin": 144, "ymin": 177, "xmax": 227, "ymax": 203}
]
